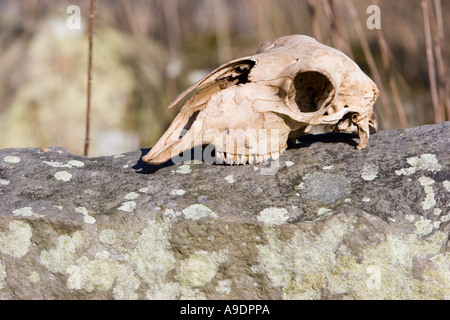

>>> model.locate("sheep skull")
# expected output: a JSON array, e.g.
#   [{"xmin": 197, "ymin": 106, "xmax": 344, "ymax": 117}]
[{"xmin": 143, "ymin": 35, "xmax": 378, "ymax": 165}]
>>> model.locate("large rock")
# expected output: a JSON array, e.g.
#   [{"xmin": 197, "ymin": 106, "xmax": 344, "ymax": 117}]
[{"xmin": 0, "ymin": 122, "xmax": 449, "ymax": 300}]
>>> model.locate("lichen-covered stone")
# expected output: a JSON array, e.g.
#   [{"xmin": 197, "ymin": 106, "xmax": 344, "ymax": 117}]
[{"xmin": 0, "ymin": 122, "xmax": 449, "ymax": 299}]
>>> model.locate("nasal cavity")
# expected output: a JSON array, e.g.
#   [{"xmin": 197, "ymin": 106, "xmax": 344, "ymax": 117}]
[
  {"xmin": 294, "ymin": 71, "xmax": 334, "ymax": 113},
  {"xmin": 179, "ymin": 110, "xmax": 200, "ymax": 138}
]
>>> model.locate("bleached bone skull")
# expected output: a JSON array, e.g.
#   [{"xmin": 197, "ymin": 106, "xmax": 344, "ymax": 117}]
[{"xmin": 143, "ymin": 35, "xmax": 378, "ymax": 165}]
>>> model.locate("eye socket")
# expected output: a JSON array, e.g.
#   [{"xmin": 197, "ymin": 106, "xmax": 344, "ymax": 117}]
[
  {"xmin": 351, "ymin": 113, "xmax": 358, "ymax": 121},
  {"xmin": 293, "ymin": 71, "xmax": 334, "ymax": 113}
]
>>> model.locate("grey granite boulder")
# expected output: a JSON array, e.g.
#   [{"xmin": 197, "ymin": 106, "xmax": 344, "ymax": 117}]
[{"xmin": 0, "ymin": 122, "xmax": 449, "ymax": 299}]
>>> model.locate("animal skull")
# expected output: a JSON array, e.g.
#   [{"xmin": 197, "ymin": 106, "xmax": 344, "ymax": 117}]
[{"xmin": 143, "ymin": 35, "xmax": 378, "ymax": 165}]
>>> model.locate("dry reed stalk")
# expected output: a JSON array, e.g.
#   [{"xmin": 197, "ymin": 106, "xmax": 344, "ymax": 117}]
[
  {"xmin": 307, "ymin": 0, "xmax": 322, "ymax": 42},
  {"xmin": 431, "ymin": 0, "xmax": 450, "ymax": 120},
  {"xmin": 320, "ymin": 0, "xmax": 353, "ymax": 59},
  {"xmin": 252, "ymin": 0, "xmax": 272, "ymax": 41},
  {"xmin": 213, "ymin": 0, "xmax": 232, "ymax": 63},
  {"xmin": 345, "ymin": 0, "xmax": 393, "ymax": 129},
  {"xmin": 375, "ymin": 27, "xmax": 409, "ymax": 128},
  {"xmin": 84, "ymin": 0, "xmax": 96, "ymax": 156},
  {"xmin": 421, "ymin": 0, "xmax": 444, "ymax": 123},
  {"xmin": 162, "ymin": 0, "xmax": 181, "ymax": 57}
]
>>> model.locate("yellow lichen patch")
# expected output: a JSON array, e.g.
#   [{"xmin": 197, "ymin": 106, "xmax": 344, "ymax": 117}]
[
  {"xmin": 257, "ymin": 218, "xmax": 353, "ymax": 299},
  {"xmin": 178, "ymin": 250, "xmax": 228, "ymax": 287},
  {"xmin": 113, "ymin": 266, "xmax": 140, "ymax": 300},
  {"xmin": 0, "ymin": 220, "xmax": 32, "ymax": 258},
  {"xmin": 130, "ymin": 219, "xmax": 177, "ymax": 296},
  {"xmin": 66, "ymin": 255, "xmax": 118, "ymax": 293},
  {"xmin": 99, "ymin": 229, "xmax": 116, "ymax": 245},
  {"xmin": 257, "ymin": 213, "xmax": 450, "ymax": 299},
  {"xmin": 0, "ymin": 260, "xmax": 6, "ymax": 290},
  {"xmin": 39, "ymin": 231, "xmax": 84, "ymax": 273},
  {"xmin": 258, "ymin": 208, "xmax": 289, "ymax": 226}
]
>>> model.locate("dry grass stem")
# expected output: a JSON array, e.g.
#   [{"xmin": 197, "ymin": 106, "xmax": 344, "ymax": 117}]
[
  {"xmin": 84, "ymin": 0, "xmax": 96, "ymax": 156},
  {"xmin": 421, "ymin": 0, "xmax": 444, "ymax": 123},
  {"xmin": 431, "ymin": 0, "xmax": 450, "ymax": 120},
  {"xmin": 307, "ymin": 0, "xmax": 322, "ymax": 43}
]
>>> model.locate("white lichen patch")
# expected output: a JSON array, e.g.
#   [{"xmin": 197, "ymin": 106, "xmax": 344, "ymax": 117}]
[
  {"xmin": 418, "ymin": 176, "xmax": 436, "ymax": 210},
  {"xmin": 170, "ymin": 189, "xmax": 186, "ymax": 196},
  {"xmin": 433, "ymin": 208, "xmax": 442, "ymax": 216},
  {"xmin": 173, "ymin": 164, "xmax": 191, "ymax": 174},
  {"xmin": 12, "ymin": 206, "xmax": 44, "ymax": 218},
  {"xmin": 323, "ymin": 165, "xmax": 334, "ymax": 170},
  {"xmin": 317, "ymin": 208, "xmax": 332, "ymax": 216},
  {"xmin": 414, "ymin": 217, "xmax": 434, "ymax": 236},
  {"xmin": 418, "ymin": 176, "xmax": 435, "ymax": 186},
  {"xmin": 43, "ymin": 161, "xmax": 71, "ymax": 168},
  {"xmin": 395, "ymin": 153, "xmax": 442, "ymax": 176},
  {"xmin": 68, "ymin": 160, "xmax": 85, "ymax": 168},
  {"xmin": 443, "ymin": 181, "xmax": 450, "ymax": 192},
  {"xmin": 39, "ymin": 231, "xmax": 84, "ymax": 273},
  {"xmin": 182, "ymin": 204, "xmax": 218, "ymax": 220},
  {"xmin": 285, "ymin": 161, "xmax": 295, "ymax": 167},
  {"xmin": 44, "ymin": 160, "xmax": 84, "ymax": 169},
  {"xmin": 99, "ymin": 229, "xmax": 116, "ymax": 245},
  {"xmin": 0, "ymin": 221, "xmax": 32, "ymax": 258},
  {"xmin": 163, "ymin": 209, "xmax": 182, "ymax": 218},
  {"xmin": 118, "ymin": 201, "xmax": 136, "ymax": 213},
  {"xmin": 125, "ymin": 192, "xmax": 139, "ymax": 200},
  {"xmin": 54, "ymin": 171, "xmax": 72, "ymax": 182},
  {"xmin": 258, "ymin": 207, "xmax": 289, "ymax": 226},
  {"xmin": 75, "ymin": 207, "xmax": 96, "ymax": 224},
  {"xmin": 224, "ymin": 174, "xmax": 235, "ymax": 184},
  {"xmin": 361, "ymin": 164, "xmax": 378, "ymax": 181},
  {"xmin": 405, "ymin": 214, "xmax": 416, "ymax": 222},
  {"xmin": 294, "ymin": 182, "xmax": 305, "ymax": 190},
  {"xmin": 29, "ymin": 271, "xmax": 40, "ymax": 283},
  {"xmin": 139, "ymin": 187, "xmax": 149, "ymax": 193},
  {"xmin": 362, "ymin": 197, "xmax": 371, "ymax": 202},
  {"xmin": 3, "ymin": 156, "xmax": 21, "ymax": 163},
  {"xmin": 0, "ymin": 179, "xmax": 10, "ymax": 186},
  {"xmin": 179, "ymin": 250, "xmax": 228, "ymax": 287}
]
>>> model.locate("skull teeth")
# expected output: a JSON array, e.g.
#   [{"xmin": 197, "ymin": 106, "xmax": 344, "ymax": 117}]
[{"xmin": 216, "ymin": 151, "xmax": 281, "ymax": 165}]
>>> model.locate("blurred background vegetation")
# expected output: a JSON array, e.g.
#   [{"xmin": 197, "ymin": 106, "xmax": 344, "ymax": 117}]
[{"xmin": 0, "ymin": 0, "xmax": 448, "ymax": 156}]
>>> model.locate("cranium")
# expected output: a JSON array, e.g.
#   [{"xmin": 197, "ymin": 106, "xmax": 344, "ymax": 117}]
[{"xmin": 143, "ymin": 35, "xmax": 378, "ymax": 165}]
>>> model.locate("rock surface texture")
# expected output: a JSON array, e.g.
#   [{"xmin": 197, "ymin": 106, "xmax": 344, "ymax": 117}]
[{"xmin": 0, "ymin": 122, "xmax": 449, "ymax": 300}]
